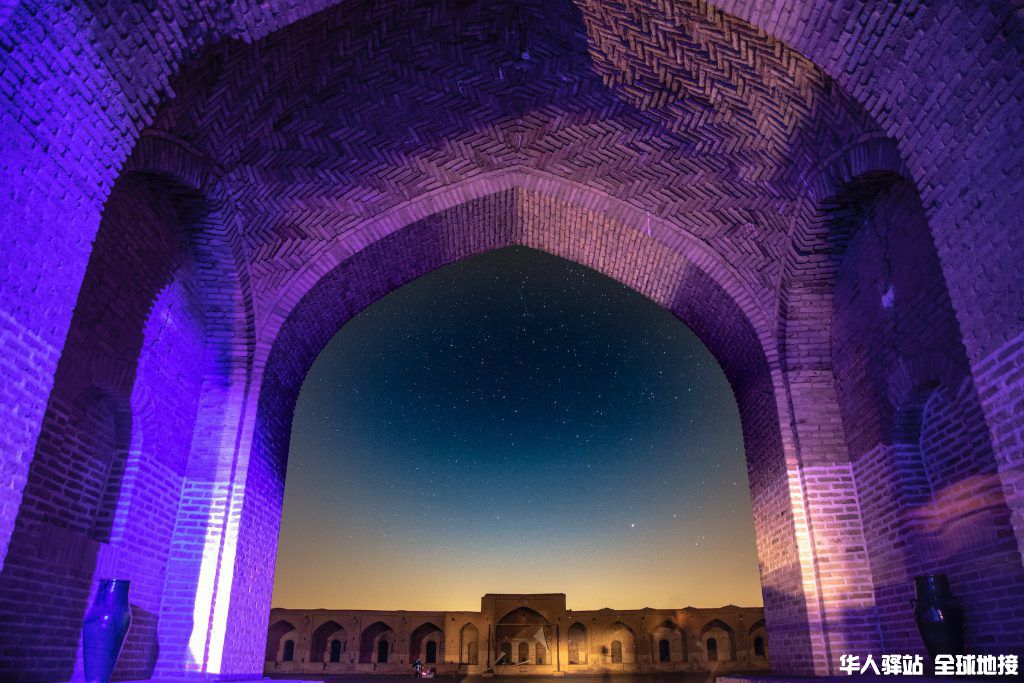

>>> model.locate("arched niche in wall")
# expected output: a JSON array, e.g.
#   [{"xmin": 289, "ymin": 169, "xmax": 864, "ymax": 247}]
[
  {"xmin": 821, "ymin": 151, "xmax": 1024, "ymax": 655},
  {"xmin": 359, "ymin": 621, "xmax": 396, "ymax": 664},
  {"xmin": 410, "ymin": 622, "xmax": 444, "ymax": 664},
  {"xmin": 311, "ymin": 620, "xmax": 346, "ymax": 664},
  {"xmin": 266, "ymin": 620, "xmax": 297, "ymax": 662},
  {"xmin": 0, "ymin": 164, "xmax": 250, "ymax": 681},
  {"xmin": 459, "ymin": 623, "xmax": 479, "ymax": 665},
  {"xmin": 699, "ymin": 619, "xmax": 736, "ymax": 662},
  {"xmin": 567, "ymin": 621, "xmax": 588, "ymax": 665}
]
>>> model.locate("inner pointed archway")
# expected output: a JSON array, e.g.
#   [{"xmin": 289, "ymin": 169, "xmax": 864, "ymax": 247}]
[
  {"xmin": 245, "ymin": 191, "xmax": 805, "ymax": 669},
  {"xmin": 496, "ymin": 608, "xmax": 553, "ymax": 666},
  {"xmin": 273, "ymin": 243, "xmax": 762, "ymax": 614}
]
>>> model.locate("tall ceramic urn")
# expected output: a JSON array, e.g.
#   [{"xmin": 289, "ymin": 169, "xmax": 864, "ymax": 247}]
[
  {"xmin": 912, "ymin": 574, "xmax": 964, "ymax": 659},
  {"xmin": 82, "ymin": 579, "xmax": 132, "ymax": 683}
]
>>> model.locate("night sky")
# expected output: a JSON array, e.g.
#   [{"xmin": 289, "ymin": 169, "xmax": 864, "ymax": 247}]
[{"xmin": 272, "ymin": 246, "xmax": 761, "ymax": 612}]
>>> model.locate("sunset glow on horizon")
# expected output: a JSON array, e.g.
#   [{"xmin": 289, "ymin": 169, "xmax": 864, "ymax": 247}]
[{"xmin": 271, "ymin": 246, "xmax": 762, "ymax": 612}]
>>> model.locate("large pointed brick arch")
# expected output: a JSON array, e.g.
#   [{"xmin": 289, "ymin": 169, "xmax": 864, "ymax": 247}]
[
  {"xmin": 1, "ymin": 0, "xmax": 1023, "ymax": 679},
  {"xmin": 220, "ymin": 183, "xmax": 814, "ymax": 673}
]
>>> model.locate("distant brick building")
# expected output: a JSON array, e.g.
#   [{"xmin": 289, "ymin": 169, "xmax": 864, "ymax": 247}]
[{"xmin": 265, "ymin": 593, "xmax": 767, "ymax": 675}]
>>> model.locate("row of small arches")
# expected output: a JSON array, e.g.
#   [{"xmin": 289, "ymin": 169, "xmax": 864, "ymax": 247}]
[
  {"xmin": 270, "ymin": 612, "xmax": 766, "ymax": 665},
  {"xmin": 268, "ymin": 619, "xmax": 444, "ymax": 664},
  {"xmin": 270, "ymin": 633, "xmax": 765, "ymax": 665},
  {"xmin": 562, "ymin": 617, "xmax": 766, "ymax": 665},
  {"xmin": 279, "ymin": 637, "xmax": 440, "ymax": 664}
]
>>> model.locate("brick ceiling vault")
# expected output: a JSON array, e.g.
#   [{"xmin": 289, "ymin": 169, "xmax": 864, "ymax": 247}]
[
  {"xmin": 3, "ymin": 0, "xmax": 1021, "ymax": 362},
  {"xmin": 137, "ymin": 0, "xmax": 880, "ymax": 339}
]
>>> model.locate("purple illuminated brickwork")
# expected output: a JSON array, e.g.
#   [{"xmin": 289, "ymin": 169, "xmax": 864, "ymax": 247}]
[{"xmin": 0, "ymin": 0, "xmax": 1022, "ymax": 680}]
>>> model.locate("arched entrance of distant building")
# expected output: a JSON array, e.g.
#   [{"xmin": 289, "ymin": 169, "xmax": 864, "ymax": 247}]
[
  {"xmin": 460, "ymin": 623, "xmax": 479, "ymax": 665},
  {"xmin": 568, "ymin": 622, "xmax": 587, "ymax": 665},
  {"xmin": 496, "ymin": 608, "xmax": 552, "ymax": 667},
  {"xmin": 605, "ymin": 622, "xmax": 636, "ymax": 665},
  {"xmin": 359, "ymin": 622, "xmax": 396, "ymax": 664},
  {"xmin": 311, "ymin": 621, "xmax": 346, "ymax": 664},
  {"xmin": 700, "ymin": 620, "xmax": 735, "ymax": 663},
  {"xmin": 410, "ymin": 622, "xmax": 444, "ymax": 665}
]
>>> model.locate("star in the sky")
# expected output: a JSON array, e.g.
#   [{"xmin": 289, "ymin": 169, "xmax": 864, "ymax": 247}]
[{"xmin": 275, "ymin": 246, "xmax": 759, "ymax": 611}]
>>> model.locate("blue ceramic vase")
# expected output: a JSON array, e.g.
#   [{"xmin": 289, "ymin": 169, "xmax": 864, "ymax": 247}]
[
  {"xmin": 912, "ymin": 574, "xmax": 964, "ymax": 659},
  {"xmin": 82, "ymin": 579, "xmax": 132, "ymax": 683}
]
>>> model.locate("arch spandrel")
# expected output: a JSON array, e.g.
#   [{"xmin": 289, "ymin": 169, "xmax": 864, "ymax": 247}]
[
  {"xmin": 253, "ymin": 177, "xmax": 776, "ymax": 365},
  {"xmin": 157, "ymin": 0, "xmax": 880, "ymax": 333}
]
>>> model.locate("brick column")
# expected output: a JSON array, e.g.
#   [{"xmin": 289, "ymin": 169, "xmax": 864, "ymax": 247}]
[{"xmin": 975, "ymin": 331, "xmax": 1024, "ymax": 570}]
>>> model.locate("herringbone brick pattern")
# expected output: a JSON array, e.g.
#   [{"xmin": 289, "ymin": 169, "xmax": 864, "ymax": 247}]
[{"xmin": 147, "ymin": 0, "xmax": 878, "ymax": 328}]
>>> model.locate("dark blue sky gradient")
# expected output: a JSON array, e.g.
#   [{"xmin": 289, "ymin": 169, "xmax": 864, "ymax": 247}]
[{"xmin": 272, "ymin": 246, "xmax": 761, "ymax": 611}]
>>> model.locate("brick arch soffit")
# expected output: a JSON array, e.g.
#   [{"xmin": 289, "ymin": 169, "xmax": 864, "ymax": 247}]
[
  {"xmin": 5, "ymin": 0, "xmax": 1021, "ymax": 60},
  {"xmin": 119, "ymin": 131, "xmax": 257, "ymax": 367},
  {"xmin": 2, "ymin": 0, "xmax": 943, "ymax": 405},
  {"xmin": 148, "ymin": 0, "xmax": 880, "ymax": 172},
  {"xmin": 64, "ymin": 132, "xmax": 254, "ymax": 465},
  {"xmin": 121, "ymin": 0, "xmax": 895, "ymax": 345},
  {"xmin": 779, "ymin": 135, "xmax": 910, "ymax": 320},
  {"xmin": 802, "ymin": 136, "xmax": 909, "ymax": 206},
  {"xmin": 250, "ymin": 181, "xmax": 788, "ymax": 479},
  {"xmin": 100, "ymin": 133, "xmax": 258, "ymax": 479},
  {"xmin": 772, "ymin": 136, "xmax": 915, "ymax": 465},
  {"xmin": 100, "ymin": 0, "xmax": 908, "ymax": 369},
  {"xmin": 3, "ymin": 0, "xmax": 917, "ymax": 248},
  {"xmin": 13, "ymin": 0, "xmax": 930, "ymax": 482},
  {"xmin": 254, "ymin": 171, "xmax": 773, "ymax": 365},
  {"xmin": 2, "ymin": 0, "xmax": 975, "ymax": 295}
]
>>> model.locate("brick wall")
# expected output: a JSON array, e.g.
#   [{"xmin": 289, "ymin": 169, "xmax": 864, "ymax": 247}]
[
  {"xmin": 975, "ymin": 332, "xmax": 1024, "ymax": 604},
  {"xmin": 0, "ymin": 174, "xmax": 210, "ymax": 681},
  {"xmin": 833, "ymin": 179, "xmax": 1024, "ymax": 654}
]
